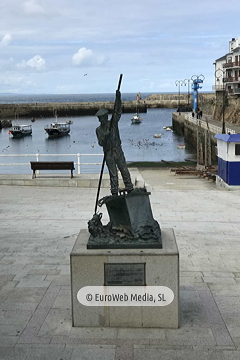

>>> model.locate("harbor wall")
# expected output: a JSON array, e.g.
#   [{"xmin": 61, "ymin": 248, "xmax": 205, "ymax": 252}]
[
  {"xmin": 0, "ymin": 101, "xmax": 147, "ymax": 119},
  {"xmin": 144, "ymin": 93, "xmax": 215, "ymax": 109},
  {"xmin": 0, "ymin": 93, "xmax": 214, "ymax": 119},
  {"xmin": 172, "ymin": 113, "xmax": 217, "ymax": 162}
]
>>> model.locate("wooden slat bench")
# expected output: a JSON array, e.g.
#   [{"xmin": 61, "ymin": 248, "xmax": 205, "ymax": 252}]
[{"xmin": 30, "ymin": 161, "xmax": 75, "ymax": 179}]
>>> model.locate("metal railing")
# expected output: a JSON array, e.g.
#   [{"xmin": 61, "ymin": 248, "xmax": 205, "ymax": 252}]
[
  {"xmin": 0, "ymin": 153, "xmax": 104, "ymax": 174},
  {"xmin": 185, "ymin": 113, "xmax": 236, "ymax": 134},
  {"xmin": 223, "ymin": 61, "xmax": 240, "ymax": 68}
]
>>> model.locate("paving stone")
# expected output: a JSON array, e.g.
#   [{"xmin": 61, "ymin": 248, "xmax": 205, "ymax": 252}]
[
  {"xmin": 0, "ymin": 347, "xmax": 28, "ymax": 359},
  {"xmin": 177, "ymin": 349, "xmax": 224, "ymax": 359},
  {"xmin": 52, "ymin": 289, "xmax": 71, "ymax": 309},
  {"xmin": 222, "ymin": 350, "xmax": 240, "ymax": 360},
  {"xmin": 38, "ymin": 309, "xmax": 72, "ymax": 337},
  {"xmin": 166, "ymin": 325, "xmax": 216, "ymax": 345},
  {"xmin": 133, "ymin": 348, "xmax": 178, "ymax": 360},
  {"xmin": 117, "ymin": 328, "xmax": 165, "ymax": 340},
  {"xmin": 70, "ymin": 327, "xmax": 118, "ymax": 339},
  {"xmin": 25, "ymin": 347, "xmax": 73, "ymax": 359},
  {"xmin": 0, "ymin": 336, "xmax": 19, "ymax": 347},
  {"xmin": 70, "ymin": 345, "xmax": 116, "ymax": 360},
  {"xmin": 115, "ymin": 344, "xmax": 132, "ymax": 360},
  {"xmin": 198, "ymin": 289, "xmax": 234, "ymax": 346}
]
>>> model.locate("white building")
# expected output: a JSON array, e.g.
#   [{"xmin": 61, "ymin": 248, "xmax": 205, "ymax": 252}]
[{"xmin": 213, "ymin": 37, "xmax": 240, "ymax": 96}]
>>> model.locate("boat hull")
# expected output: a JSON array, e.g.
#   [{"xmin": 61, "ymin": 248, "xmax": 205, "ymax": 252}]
[
  {"xmin": 10, "ymin": 131, "xmax": 32, "ymax": 138},
  {"xmin": 45, "ymin": 129, "xmax": 70, "ymax": 138}
]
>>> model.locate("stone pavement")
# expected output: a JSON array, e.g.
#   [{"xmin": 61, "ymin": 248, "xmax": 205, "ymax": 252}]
[{"xmin": 0, "ymin": 169, "xmax": 240, "ymax": 359}]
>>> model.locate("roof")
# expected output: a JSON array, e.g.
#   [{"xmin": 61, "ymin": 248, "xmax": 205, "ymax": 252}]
[
  {"xmin": 214, "ymin": 134, "xmax": 240, "ymax": 142},
  {"xmin": 215, "ymin": 55, "xmax": 227, "ymax": 62}
]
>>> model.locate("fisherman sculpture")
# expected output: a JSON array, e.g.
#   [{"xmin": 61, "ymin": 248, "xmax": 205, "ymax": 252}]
[
  {"xmin": 87, "ymin": 75, "xmax": 161, "ymax": 249},
  {"xmin": 95, "ymin": 89, "xmax": 133, "ymax": 196}
]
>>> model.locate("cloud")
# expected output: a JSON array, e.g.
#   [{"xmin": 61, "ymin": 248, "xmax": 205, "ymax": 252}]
[
  {"xmin": 17, "ymin": 55, "xmax": 46, "ymax": 71},
  {"xmin": 22, "ymin": 0, "xmax": 45, "ymax": 15},
  {"xmin": 72, "ymin": 47, "xmax": 107, "ymax": 67},
  {"xmin": 0, "ymin": 34, "xmax": 12, "ymax": 46}
]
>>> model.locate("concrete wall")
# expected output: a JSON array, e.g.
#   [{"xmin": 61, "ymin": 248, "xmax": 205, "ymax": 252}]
[
  {"xmin": 0, "ymin": 101, "xmax": 147, "ymax": 119},
  {"xmin": 172, "ymin": 113, "xmax": 217, "ymax": 162},
  {"xmin": 0, "ymin": 93, "xmax": 214, "ymax": 119}
]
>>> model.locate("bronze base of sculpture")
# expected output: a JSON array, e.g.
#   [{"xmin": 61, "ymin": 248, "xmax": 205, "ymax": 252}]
[{"xmin": 87, "ymin": 188, "xmax": 162, "ymax": 249}]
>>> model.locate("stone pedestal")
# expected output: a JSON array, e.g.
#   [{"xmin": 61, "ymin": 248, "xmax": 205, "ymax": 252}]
[{"xmin": 70, "ymin": 228, "xmax": 179, "ymax": 328}]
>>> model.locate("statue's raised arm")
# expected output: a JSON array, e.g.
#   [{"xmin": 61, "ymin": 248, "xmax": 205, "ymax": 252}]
[{"xmin": 110, "ymin": 90, "xmax": 122, "ymax": 127}]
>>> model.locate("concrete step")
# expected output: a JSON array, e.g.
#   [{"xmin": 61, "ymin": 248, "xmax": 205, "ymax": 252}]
[{"xmin": 0, "ymin": 168, "xmax": 144, "ymax": 188}]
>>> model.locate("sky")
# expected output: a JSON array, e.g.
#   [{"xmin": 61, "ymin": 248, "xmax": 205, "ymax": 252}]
[{"xmin": 1, "ymin": 0, "xmax": 240, "ymax": 94}]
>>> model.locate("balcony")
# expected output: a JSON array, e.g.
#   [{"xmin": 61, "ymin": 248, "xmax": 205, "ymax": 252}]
[
  {"xmin": 223, "ymin": 77, "xmax": 240, "ymax": 83},
  {"xmin": 233, "ymin": 88, "xmax": 240, "ymax": 94},
  {"xmin": 223, "ymin": 61, "xmax": 240, "ymax": 69},
  {"xmin": 223, "ymin": 62, "xmax": 233, "ymax": 68}
]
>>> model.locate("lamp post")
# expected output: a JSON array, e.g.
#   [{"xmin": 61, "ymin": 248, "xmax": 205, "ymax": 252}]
[
  {"xmin": 184, "ymin": 79, "xmax": 191, "ymax": 109},
  {"xmin": 215, "ymin": 68, "xmax": 226, "ymax": 134},
  {"xmin": 175, "ymin": 80, "xmax": 185, "ymax": 114}
]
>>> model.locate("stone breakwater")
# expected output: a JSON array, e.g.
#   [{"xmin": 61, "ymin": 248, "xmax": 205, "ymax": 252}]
[
  {"xmin": 145, "ymin": 93, "xmax": 215, "ymax": 109},
  {"xmin": 0, "ymin": 101, "xmax": 147, "ymax": 119},
  {"xmin": 0, "ymin": 93, "xmax": 214, "ymax": 120}
]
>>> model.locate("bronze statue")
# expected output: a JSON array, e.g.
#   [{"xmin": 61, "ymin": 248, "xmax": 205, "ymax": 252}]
[
  {"xmin": 87, "ymin": 75, "xmax": 161, "ymax": 249},
  {"xmin": 95, "ymin": 90, "xmax": 133, "ymax": 196}
]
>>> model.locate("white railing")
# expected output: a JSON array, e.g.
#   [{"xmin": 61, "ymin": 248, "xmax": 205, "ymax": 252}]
[
  {"xmin": 185, "ymin": 113, "xmax": 236, "ymax": 134},
  {"xmin": 0, "ymin": 153, "xmax": 104, "ymax": 174}
]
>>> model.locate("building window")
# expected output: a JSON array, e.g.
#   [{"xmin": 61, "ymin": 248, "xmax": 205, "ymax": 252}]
[{"xmin": 235, "ymin": 144, "xmax": 240, "ymax": 155}]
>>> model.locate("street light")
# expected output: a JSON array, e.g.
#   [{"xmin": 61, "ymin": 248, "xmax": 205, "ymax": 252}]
[
  {"xmin": 184, "ymin": 79, "xmax": 191, "ymax": 108},
  {"xmin": 175, "ymin": 80, "xmax": 186, "ymax": 114},
  {"xmin": 215, "ymin": 68, "xmax": 226, "ymax": 134}
]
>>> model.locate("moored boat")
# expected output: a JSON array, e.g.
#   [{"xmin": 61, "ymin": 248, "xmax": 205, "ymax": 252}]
[
  {"xmin": 131, "ymin": 92, "xmax": 143, "ymax": 124},
  {"xmin": 177, "ymin": 144, "xmax": 185, "ymax": 149},
  {"xmin": 131, "ymin": 113, "xmax": 143, "ymax": 124},
  {"xmin": 8, "ymin": 124, "xmax": 32, "ymax": 138},
  {"xmin": 153, "ymin": 134, "xmax": 162, "ymax": 138},
  {"xmin": 44, "ymin": 122, "xmax": 70, "ymax": 137},
  {"xmin": 44, "ymin": 111, "xmax": 71, "ymax": 138}
]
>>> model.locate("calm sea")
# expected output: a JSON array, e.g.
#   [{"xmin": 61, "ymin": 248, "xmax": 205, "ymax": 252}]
[{"xmin": 0, "ymin": 93, "xmax": 196, "ymax": 174}]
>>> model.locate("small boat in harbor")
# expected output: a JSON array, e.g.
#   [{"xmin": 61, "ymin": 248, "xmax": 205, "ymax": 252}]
[
  {"xmin": 153, "ymin": 134, "xmax": 162, "ymax": 138},
  {"xmin": 177, "ymin": 144, "xmax": 185, "ymax": 149},
  {"xmin": 44, "ymin": 122, "xmax": 70, "ymax": 138},
  {"xmin": 66, "ymin": 119, "xmax": 73, "ymax": 124},
  {"xmin": 8, "ymin": 124, "xmax": 32, "ymax": 138},
  {"xmin": 131, "ymin": 92, "xmax": 143, "ymax": 124},
  {"xmin": 44, "ymin": 111, "xmax": 71, "ymax": 138},
  {"xmin": 131, "ymin": 113, "xmax": 143, "ymax": 124}
]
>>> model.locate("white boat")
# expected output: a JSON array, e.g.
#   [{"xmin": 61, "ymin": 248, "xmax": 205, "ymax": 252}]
[
  {"xmin": 66, "ymin": 119, "xmax": 73, "ymax": 124},
  {"xmin": 44, "ymin": 122, "xmax": 70, "ymax": 138},
  {"xmin": 153, "ymin": 134, "xmax": 162, "ymax": 138},
  {"xmin": 131, "ymin": 93, "xmax": 143, "ymax": 124},
  {"xmin": 177, "ymin": 144, "xmax": 185, "ymax": 149},
  {"xmin": 44, "ymin": 111, "xmax": 70, "ymax": 138},
  {"xmin": 165, "ymin": 127, "xmax": 172, "ymax": 131},
  {"xmin": 9, "ymin": 124, "xmax": 32, "ymax": 138},
  {"xmin": 131, "ymin": 113, "xmax": 142, "ymax": 124}
]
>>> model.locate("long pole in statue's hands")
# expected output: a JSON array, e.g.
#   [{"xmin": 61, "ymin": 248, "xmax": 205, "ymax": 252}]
[{"xmin": 94, "ymin": 74, "xmax": 123, "ymax": 214}]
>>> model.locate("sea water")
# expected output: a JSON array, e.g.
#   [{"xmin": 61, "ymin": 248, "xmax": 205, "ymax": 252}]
[{"xmin": 0, "ymin": 94, "xmax": 196, "ymax": 174}]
